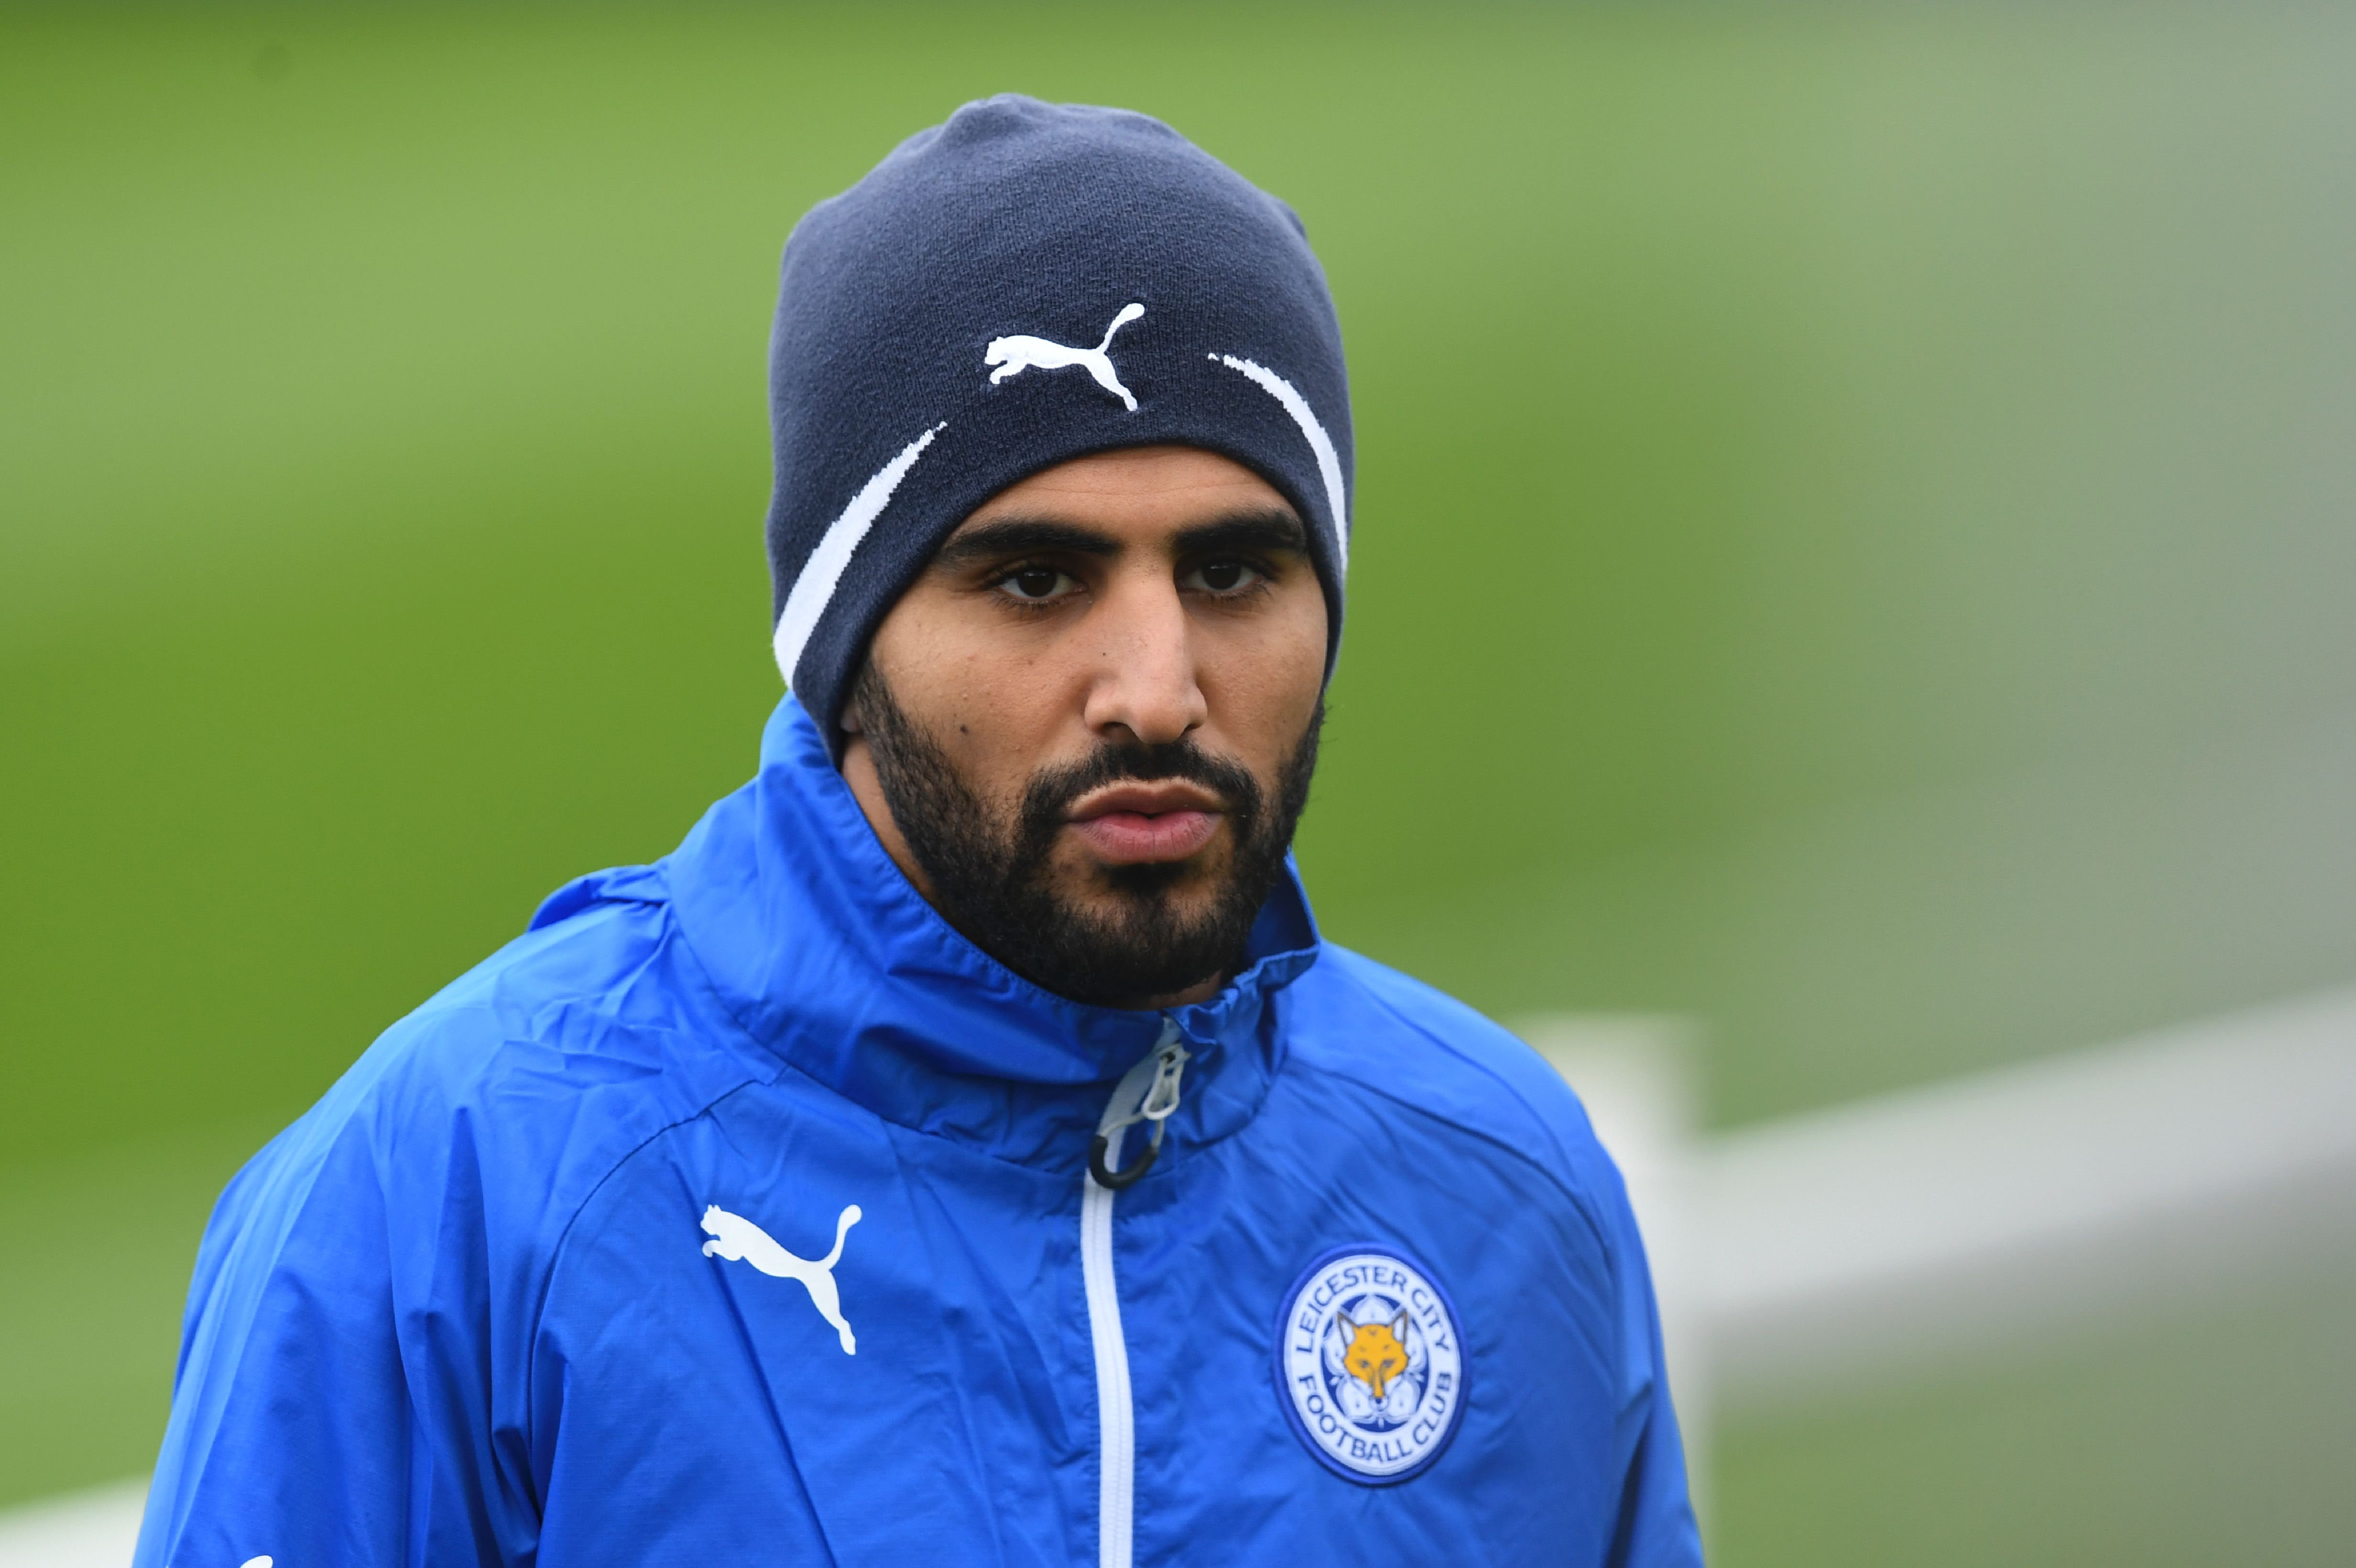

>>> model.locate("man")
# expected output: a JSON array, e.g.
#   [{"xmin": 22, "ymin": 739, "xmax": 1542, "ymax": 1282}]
[{"xmin": 140, "ymin": 96, "xmax": 1701, "ymax": 1567}]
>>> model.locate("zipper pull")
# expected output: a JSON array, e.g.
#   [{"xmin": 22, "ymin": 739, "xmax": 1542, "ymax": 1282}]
[{"xmin": 1089, "ymin": 1018, "xmax": 1190, "ymax": 1191}]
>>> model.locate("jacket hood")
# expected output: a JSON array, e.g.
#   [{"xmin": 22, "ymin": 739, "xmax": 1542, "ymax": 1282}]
[{"xmin": 638, "ymin": 696, "xmax": 1320, "ymax": 1166}]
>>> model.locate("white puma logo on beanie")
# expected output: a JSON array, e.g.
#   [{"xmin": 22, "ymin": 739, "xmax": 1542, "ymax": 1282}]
[{"xmin": 985, "ymin": 302, "xmax": 1145, "ymax": 410}]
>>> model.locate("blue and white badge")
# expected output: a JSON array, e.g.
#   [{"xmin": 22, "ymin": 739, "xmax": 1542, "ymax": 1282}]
[{"xmin": 1274, "ymin": 1245, "xmax": 1466, "ymax": 1484}]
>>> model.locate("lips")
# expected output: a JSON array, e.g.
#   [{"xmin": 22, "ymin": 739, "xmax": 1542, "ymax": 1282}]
[{"xmin": 1065, "ymin": 781, "xmax": 1226, "ymax": 865}]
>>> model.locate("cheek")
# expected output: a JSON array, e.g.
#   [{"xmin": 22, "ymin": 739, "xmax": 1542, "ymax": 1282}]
[
  {"xmin": 932, "ymin": 670, "xmax": 1072, "ymax": 803},
  {"xmin": 1210, "ymin": 604, "xmax": 1328, "ymax": 739},
  {"xmin": 882, "ymin": 616, "xmax": 1081, "ymax": 764}
]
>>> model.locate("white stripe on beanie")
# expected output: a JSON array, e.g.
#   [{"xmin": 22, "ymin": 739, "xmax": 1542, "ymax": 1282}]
[
  {"xmin": 1211, "ymin": 354, "xmax": 1349, "ymax": 577},
  {"xmin": 772, "ymin": 423, "xmax": 947, "ymax": 690}
]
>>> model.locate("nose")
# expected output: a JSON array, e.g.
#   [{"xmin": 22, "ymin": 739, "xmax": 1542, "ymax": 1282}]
[{"xmin": 1080, "ymin": 570, "xmax": 1207, "ymax": 747}]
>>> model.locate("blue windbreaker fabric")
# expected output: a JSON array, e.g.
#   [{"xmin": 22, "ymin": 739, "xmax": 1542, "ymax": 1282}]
[{"xmin": 138, "ymin": 697, "xmax": 1703, "ymax": 1567}]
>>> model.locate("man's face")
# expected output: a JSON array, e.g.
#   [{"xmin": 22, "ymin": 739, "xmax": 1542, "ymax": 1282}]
[{"xmin": 840, "ymin": 445, "xmax": 1330, "ymax": 1009}]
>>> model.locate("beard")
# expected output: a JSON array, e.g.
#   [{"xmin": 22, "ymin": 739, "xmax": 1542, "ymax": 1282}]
[{"xmin": 848, "ymin": 663, "xmax": 1321, "ymax": 1008}]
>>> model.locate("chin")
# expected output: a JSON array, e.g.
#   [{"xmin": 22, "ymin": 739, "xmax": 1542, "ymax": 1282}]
[{"xmin": 1074, "ymin": 846, "xmax": 1231, "ymax": 902}]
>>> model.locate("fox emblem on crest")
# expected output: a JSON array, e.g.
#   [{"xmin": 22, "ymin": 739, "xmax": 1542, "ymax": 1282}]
[
  {"xmin": 1322, "ymin": 1297, "xmax": 1429, "ymax": 1426},
  {"xmin": 1334, "ymin": 1307, "xmax": 1412, "ymax": 1401}
]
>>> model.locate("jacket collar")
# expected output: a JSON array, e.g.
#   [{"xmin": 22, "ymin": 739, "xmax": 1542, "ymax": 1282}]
[{"xmin": 663, "ymin": 697, "xmax": 1320, "ymax": 1167}]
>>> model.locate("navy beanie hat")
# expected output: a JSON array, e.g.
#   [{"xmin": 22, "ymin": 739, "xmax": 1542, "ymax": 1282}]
[{"xmin": 764, "ymin": 95, "xmax": 1353, "ymax": 750}]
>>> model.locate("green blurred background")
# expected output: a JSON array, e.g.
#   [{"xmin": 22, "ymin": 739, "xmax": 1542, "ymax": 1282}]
[{"xmin": 5, "ymin": 3, "xmax": 2355, "ymax": 1561}]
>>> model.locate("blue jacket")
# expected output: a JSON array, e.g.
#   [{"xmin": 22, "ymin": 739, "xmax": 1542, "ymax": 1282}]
[{"xmin": 139, "ymin": 699, "xmax": 1702, "ymax": 1567}]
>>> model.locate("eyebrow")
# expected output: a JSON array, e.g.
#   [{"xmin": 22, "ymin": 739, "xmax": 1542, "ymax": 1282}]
[
  {"xmin": 930, "ymin": 518, "xmax": 1121, "ymax": 570},
  {"xmin": 1172, "ymin": 508, "xmax": 1308, "ymax": 558},
  {"xmin": 930, "ymin": 507, "xmax": 1310, "ymax": 573}
]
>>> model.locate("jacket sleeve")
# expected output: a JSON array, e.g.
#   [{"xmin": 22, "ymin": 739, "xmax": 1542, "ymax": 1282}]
[
  {"xmin": 1599, "ymin": 1176, "xmax": 1706, "ymax": 1568},
  {"xmin": 135, "ymin": 1080, "xmax": 534, "ymax": 1568}
]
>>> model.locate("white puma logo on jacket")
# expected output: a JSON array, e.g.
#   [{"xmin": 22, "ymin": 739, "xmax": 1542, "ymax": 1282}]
[
  {"xmin": 700, "ymin": 1202, "xmax": 862, "ymax": 1355},
  {"xmin": 984, "ymin": 302, "xmax": 1145, "ymax": 410}
]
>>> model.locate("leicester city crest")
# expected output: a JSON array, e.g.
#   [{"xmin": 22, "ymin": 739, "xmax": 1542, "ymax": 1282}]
[{"xmin": 1274, "ymin": 1245, "xmax": 1466, "ymax": 1483}]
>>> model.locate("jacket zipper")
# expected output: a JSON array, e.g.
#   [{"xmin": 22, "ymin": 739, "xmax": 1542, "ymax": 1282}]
[{"xmin": 1082, "ymin": 1018, "xmax": 1189, "ymax": 1568}]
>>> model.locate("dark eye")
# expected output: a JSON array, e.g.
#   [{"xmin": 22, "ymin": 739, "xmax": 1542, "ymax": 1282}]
[
  {"xmin": 996, "ymin": 566, "xmax": 1076, "ymax": 602},
  {"xmin": 1186, "ymin": 560, "xmax": 1262, "ymax": 594}
]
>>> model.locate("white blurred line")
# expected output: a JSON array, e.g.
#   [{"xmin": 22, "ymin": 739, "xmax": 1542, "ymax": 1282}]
[
  {"xmin": 1531, "ymin": 987, "xmax": 2356, "ymax": 1424},
  {"xmin": 0, "ymin": 1479, "xmax": 143, "ymax": 1568},
  {"xmin": 1708, "ymin": 984, "xmax": 2356, "ymax": 1316},
  {"xmin": 1704, "ymin": 985, "xmax": 2356, "ymax": 1409}
]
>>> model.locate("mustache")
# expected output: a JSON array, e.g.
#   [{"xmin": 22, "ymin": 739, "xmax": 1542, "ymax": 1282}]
[{"xmin": 1017, "ymin": 738, "xmax": 1265, "ymax": 831}]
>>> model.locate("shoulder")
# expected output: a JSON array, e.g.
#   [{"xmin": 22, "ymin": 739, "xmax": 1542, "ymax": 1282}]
[
  {"xmin": 215, "ymin": 868, "xmax": 775, "ymax": 1279},
  {"xmin": 1282, "ymin": 944, "xmax": 1628, "ymax": 1232},
  {"xmin": 368, "ymin": 868, "xmax": 768, "ymax": 1159}
]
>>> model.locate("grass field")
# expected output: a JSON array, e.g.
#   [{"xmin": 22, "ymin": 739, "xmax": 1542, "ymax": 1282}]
[{"xmin": 5, "ymin": 4, "xmax": 2356, "ymax": 1558}]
